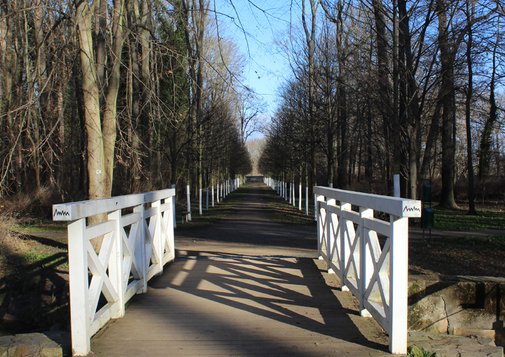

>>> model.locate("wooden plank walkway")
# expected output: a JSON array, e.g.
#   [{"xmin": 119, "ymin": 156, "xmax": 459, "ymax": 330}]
[{"xmin": 91, "ymin": 183, "xmax": 392, "ymax": 356}]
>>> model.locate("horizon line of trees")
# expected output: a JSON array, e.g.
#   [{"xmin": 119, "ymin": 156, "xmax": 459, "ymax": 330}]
[{"xmin": 259, "ymin": 0, "xmax": 505, "ymax": 211}]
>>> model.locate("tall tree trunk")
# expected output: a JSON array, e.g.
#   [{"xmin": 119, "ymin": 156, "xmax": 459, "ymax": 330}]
[
  {"xmin": 436, "ymin": 0, "xmax": 458, "ymax": 209},
  {"xmin": 465, "ymin": 0, "xmax": 477, "ymax": 214},
  {"xmin": 398, "ymin": 0, "xmax": 421, "ymax": 199},
  {"xmin": 419, "ymin": 93, "xmax": 442, "ymax": 179},
  {"xmin": 130, "ymin": 0, "xmax": 143, "ymax": 191},
  {"xmin": 372, "ymin": 0, "xmax": 396, "ymax": 192},
  {"xmin": 76, "ymin": 0, "xmax": 125, "ymax": 199},
  {"xmin": 479, "ymin": 23, "xmax": 499, "ymax": 180},
  {"xmin": 76, "ymin": 1, "xmax": 106, "ymax": 200},
  {"xmin": 301, "ymin": 0, "xmax": 318, "ymax": 191}
]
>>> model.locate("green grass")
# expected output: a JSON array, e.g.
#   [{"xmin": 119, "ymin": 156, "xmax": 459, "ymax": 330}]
[
  {"xmin": 22, "ymin": 251, "xmax": 56, "ymax": 265},
  {"xmin": 431, "ymin": 208, "xmax": 505, "ymax": 231},
  {"xmin": 14, "ymin": 222, "xmax": 67, "ymax": 234}
]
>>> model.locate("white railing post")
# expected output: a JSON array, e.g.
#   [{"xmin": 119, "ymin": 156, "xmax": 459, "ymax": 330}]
[
  {"xmin": 389, "ymin": 215, "xmax": 409, "ymax": 354},
  {"xmin": 359, "ymin": 207, "xmax": 374, "ymax": 317},
  {"xmin": 199, "ymin": 188, "xmax": 203, "ymax": 215},
  {"xmin": 340, "ymin": 202, "xmax": 351, "ymax": 292},
  {"xmin": 316, "ymin": 194, "xmax": 326, "ymax": 258},
  {"xmin": 211, "ymin": 185, "xmax": 215, "ymax": 207},
  {"xmin": 151, "ymin": 200, "xmax": 163, "ymax": 275},
  {"xmin": 166, "ymin": 197, "xmax": 175, "ymax": 262},
  {"xmin": 292, "ymin": 181, "xmax": 296, "ymax": 207},
  {"xmin": 67, "ymin": 218, "xmax": 90, "ymax": 356},
  {"xmin": 326, "ymin": 199, "xmax": 336, "ymax": 270},
  {"xmin": 108, "ymin": 209, "xmax": 125, "ymax": 319},
  {"xmin": 186, "ymin": 185, "xmax": 192, "ymax": 221},
  {"xmin": 134, "ymin": 203, "xmax": 148, "ymax": 293},
  {"xmin": 299, "ymin": 182, "xmax": 302, "ymax": 210},
  {"xmin": 171, "ymin": 184, "xmax": 176, "ymax": 229}
]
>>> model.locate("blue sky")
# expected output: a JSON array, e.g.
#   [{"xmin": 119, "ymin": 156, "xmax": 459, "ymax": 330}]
[{"xmin": 212, "ymin": 1, "xmax": 297, "ymax": 117}]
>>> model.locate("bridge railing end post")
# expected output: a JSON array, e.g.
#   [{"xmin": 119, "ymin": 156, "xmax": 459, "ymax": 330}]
[{"xmin": 67, "ymin": 218, "xmax": 92, "ymax": 356}]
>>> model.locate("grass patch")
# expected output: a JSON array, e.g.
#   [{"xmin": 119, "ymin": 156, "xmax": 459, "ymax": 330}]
[
  {"xmin": 14, "ymin": 222, "xmax": 67, "ymax": 234},
  {"xmin": 265, "ymin": 200, "xmax": 315, "ymax": 225},
  {"xmin": 407, "ymin": 345, "xmax": 438, "ymax": 357},
  {"xmin": 431, "ymin": 208, "xmax": 505, "ymax": 231},
  {"xmin": 22, "ymin": 251, "xmax": 58, "ymax": 265}
]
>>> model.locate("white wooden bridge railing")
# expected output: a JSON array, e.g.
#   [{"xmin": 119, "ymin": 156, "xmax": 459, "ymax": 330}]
[
  {"xmin": 314, "ymin": 186, "xmax": 421, "ymax": 354},
  {"xmin": 52, "ymin": 188, "xmax": 176, "ymax": 356}
]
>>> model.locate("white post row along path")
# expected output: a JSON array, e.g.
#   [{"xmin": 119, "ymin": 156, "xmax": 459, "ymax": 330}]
[
  {"xmin": 187, "ymin": 177, "xmax": 242, "ymax": 222},
  {"xmin": 264, "ymin": 178, "xmax": 421, "ymax": 355},
  {"xmin": 264, "ymin": 177, "xmax": 309, "ymax": 215}
]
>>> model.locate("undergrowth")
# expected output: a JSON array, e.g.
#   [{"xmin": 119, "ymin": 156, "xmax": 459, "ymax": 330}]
[{"xmin": 407, "ymin": 345, "xmax": 438, "ymax": 357}]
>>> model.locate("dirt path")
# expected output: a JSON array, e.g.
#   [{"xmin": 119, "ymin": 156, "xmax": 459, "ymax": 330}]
[{"xmin": 174, "ymin": 182, "xmax": 317, "ymax": 257}]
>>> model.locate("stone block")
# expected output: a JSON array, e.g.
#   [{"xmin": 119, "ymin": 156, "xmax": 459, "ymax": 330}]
[
  {"xmin": 0, "ymin": 333, "xmax": 61, "ymax": 357},
  {"xmin": 409, "ymin": 275, "xmax": 505, "ymax": 348}
]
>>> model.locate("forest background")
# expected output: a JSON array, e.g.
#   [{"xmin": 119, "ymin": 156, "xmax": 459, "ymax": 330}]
[{"xmin": 0, "ymin": 0, "xmax": 504, "ymax": 214}]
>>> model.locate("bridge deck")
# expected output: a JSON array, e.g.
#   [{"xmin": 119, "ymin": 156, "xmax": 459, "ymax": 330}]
[{"xmin": 91, "ymin": 184, "xmax": 391, "ymax": 356}]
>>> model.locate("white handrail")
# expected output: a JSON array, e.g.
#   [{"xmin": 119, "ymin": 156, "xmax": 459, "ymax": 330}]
[
  {"xmin": 314, "ymin": 186, "xmax": 420, "ymax": 355},
  {"xmin": 53, "ymin": 188, "xmax": 176, "ymax": 356}
]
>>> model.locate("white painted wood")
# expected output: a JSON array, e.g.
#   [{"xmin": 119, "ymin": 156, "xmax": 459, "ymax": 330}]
[
  {"xmin": 53, "ymin": 188, "xmax": 176, "ymax": 356},
  {"xmin": 133, "ymin": 203, "xmax": 147, "ymax": 293},
  {"xmin": 314, "ymin": 186, "xmax": 418, "ymax": 355},
  {"xmin": 211, "ymin": 185, "xmax": 215, "ymax": 207},
  {"xmin": 152, "ymin": 201, "xmax": 163, "ymax": 275},
  {"xmin": 171, "ymin": 184, "xmax": 177, "ymax": 229},
  {"xmin": 108, "ymin": 210, "xmax": 124, "ymax": 318},
  {"xmin": 166, "ymin": 197, "xmax": 175, "ymax": 263},
  {"xmin": 314, "ymin": 186, "xmax": 420, "ymax": 218},
  {"xmin": 389, "ymin": 216, "xmax": 408, "ymax": 354},
  {"xmin": 299, "ymin": 183, "xmax": 302, "ymax": 210},
  {"xmin": 339, "ymin": 202, "xmax": 351, "ymax": 292},
  {"xmin": 67, "ymin": 218, "xmax": 90, "ymax": 356},
  {"xmin": 292, "ymin": 181, "xmax": 295, "ymax": 207},
  {"xmin": 199, "ymin": 188, "xmax": 202, "ymax": 215},
  {"xmin": 326, "ymin": 199, "xmax": 336, "ymax": 268},
  {"xmin": 53, "ymin": 189, "xmax": 175, "ymax": 221},
  {"xmin": 359, "ymin": 208, "xmax": 374, "ymax": 318},
  {"xmin": 186, "ymin": 185, "xmax": 192, "ymax": 221}
]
